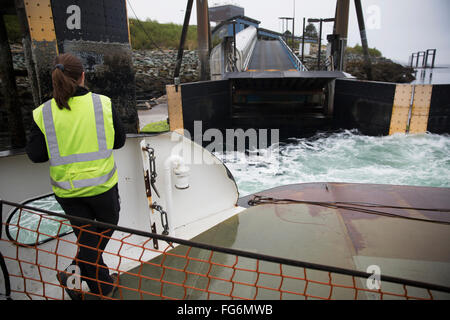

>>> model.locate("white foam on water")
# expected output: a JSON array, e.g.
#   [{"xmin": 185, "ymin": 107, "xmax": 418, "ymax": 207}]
[{"xmin": 215, "ymin": 130, "xmax": 450, "ymax": 196}]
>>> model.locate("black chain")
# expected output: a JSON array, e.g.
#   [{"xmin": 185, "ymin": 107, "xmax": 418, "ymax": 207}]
[
  {"xmin": 143, "ymin": 145, "xmax": 160, "ymax": 198},
  {"xmin": 151, "ymin": 202, "xmax": 169, "ymax": 235},
  {"xmin": 142, "ymin": 145, "xmax": 169, "ymax": 236}
]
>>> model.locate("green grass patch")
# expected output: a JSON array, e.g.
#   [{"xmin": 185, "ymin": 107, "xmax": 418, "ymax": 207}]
[
  {"xmin": 140, "ymin": 120, "xmax": 170, "ymax": 133},
  {"xmin": 346, "ymin": 44, "xmax": 382, "ymax": 57},
  {"xmin": 129, "ymin": 18, "xmax": 198, "ymax": 50}
]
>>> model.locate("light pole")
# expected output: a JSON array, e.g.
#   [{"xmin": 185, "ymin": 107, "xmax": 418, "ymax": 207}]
[
  {"xmin": 308, "ymin": 18, "xmax": 334, "ymax": 70},
  {"xmin": 354, "ymin": 0, "xmax": 372, "ymax": 80},
  {"xmin": 292, "ymin": 0, "xmax": 296, "ymax": 49},
  {"xmin": 301, "ymin": 17, "xmax": 305, "ymax": 62}
]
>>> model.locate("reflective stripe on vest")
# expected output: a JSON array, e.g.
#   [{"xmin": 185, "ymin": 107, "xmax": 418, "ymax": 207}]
[
  {"xmin": 43, "ymin": 93, "xmax": 115, "ymax": 190},
  {"xmin": 42, "ymin": 93, "xmax": 112, "ymax": 166},
  {"xmin": 50, "ymin": 164, "xmax": 117, "ymax": 190}
]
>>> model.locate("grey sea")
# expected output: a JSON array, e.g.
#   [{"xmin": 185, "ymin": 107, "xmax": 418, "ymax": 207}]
[{"xmin": 216, "ymin": 130, "xmax": 450, "ymax": 196}]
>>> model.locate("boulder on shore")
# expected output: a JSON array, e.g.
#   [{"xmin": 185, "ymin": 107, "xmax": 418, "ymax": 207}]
[
  {"xmin": 345, "ymin": 59, "xmax": 415, "ymax": 83},
  {"xmin": 302, "ymin": 50, "xmax": 416, "ymax": 83}
]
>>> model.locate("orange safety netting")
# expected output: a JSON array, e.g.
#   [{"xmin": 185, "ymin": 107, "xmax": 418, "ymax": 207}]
[{"xmin": 1, "ymin": 200, "xmax": 449, "ymax": 300}]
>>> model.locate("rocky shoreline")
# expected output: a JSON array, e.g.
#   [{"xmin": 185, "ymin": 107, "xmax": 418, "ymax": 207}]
[
  {"xmin": 6, "ymin": 44, "xmax": 201, "ymax": 103},
  {"xmin": 302, "ymin": 50, "xmax": 415, "ymax": 83},
  {"xmin": 7, "ymin": 43, "xmax": 415, "ymax": 106},
  {"xmin": 343, "ymin": 54, "xmax": 416, "ymax": 83},
  {"xmin": 133, "ymin": 49, "xmax": 200, "ymax": 103}
]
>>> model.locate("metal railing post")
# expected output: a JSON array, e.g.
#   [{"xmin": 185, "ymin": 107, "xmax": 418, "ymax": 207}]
[{"xmin": 301, "ymin": 17, "xmax": 305, "ymax": 62}]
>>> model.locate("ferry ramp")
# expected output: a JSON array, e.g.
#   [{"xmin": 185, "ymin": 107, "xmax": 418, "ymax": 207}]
[
  {"xmin": 222, "ymin": 35, "xmax": 346, "ymax": 138},
  {"xmin": 206, "ymin": 27, "xmax": 351, "ymax": 139},
  {"xmin": 247, "ymin": 39, "xmax": 298, "ymax": 72}
]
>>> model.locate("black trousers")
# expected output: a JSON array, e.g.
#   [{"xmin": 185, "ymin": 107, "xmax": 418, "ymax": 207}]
[{"xmin": 55, "ymin": 184, "xmax": 120, "ymax": 295}]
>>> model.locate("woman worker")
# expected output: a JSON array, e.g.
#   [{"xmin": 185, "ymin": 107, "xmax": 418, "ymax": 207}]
[{"xmin": 26, "ymin": 53, "xmax": 126, "ymax": 300}]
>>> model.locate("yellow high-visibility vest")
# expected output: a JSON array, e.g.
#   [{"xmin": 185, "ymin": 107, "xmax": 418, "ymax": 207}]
[{"xmin": 33, "ymin": 92, "xmax": 118, "ymax": 198}]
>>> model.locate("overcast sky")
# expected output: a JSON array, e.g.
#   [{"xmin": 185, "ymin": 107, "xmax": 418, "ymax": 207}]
[{"xmin": 127, "ymin": 0, "xmax": 450, "ymax": 65}]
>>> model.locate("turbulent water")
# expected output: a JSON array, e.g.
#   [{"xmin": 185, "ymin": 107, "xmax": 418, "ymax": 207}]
[{"xmin": 215, "ymin": 130, "xmax": 450, "ymax": 197}]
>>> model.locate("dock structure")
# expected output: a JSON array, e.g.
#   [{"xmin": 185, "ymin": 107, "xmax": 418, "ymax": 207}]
[
  {"xmin": 204, "ymin": 12, "xmax": 348, "ymax": 141},
  {"xmin": 167, "ymin": 3, "xmax": 450, "ymax": 144},
  {"xmin": 0, "ymin": 0, "xmax": 138, "ymax": 149}
]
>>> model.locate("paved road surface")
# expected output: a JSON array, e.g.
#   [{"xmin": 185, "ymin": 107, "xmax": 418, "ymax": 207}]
[
  {"xmin": 137, "ymin": 103, "xmax": 168, "ymax": 130},
  {"xmin": 247, "ymin": 40, "xmax": 296, "ymax": 72}
]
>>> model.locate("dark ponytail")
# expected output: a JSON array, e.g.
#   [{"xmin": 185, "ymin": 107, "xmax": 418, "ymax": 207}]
[{"xmin": 51, "ymin": 53, "xmax": 84, "ymax": 110}]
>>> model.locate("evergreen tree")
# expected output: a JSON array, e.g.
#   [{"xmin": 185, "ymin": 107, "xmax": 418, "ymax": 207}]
[{"xmin": 304, "ymin": 23, "xmax": 318, "ymax": 39}]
